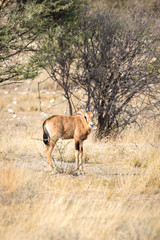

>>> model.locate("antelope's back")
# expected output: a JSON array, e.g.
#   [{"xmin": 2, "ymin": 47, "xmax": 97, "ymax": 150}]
[{"xmin": 45, "ymin": 115, "xmax": 77, "ymax": 139}]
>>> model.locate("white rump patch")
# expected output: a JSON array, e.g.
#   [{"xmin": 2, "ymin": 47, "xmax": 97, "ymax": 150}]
[{"xmin": 45, "ymin": 123, "xmax": 49, "ymax": 132}]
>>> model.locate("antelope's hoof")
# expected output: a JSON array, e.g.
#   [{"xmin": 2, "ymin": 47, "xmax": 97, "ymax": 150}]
[
  {"xmin": 75, "ymin": 169, "xmax": 85, "ymax": 175},
  {"xmin": 78, "ymin": 171, "xmax": 85, "ymax": 175}
]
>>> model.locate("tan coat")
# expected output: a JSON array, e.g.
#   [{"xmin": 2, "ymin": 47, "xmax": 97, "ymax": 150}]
[{"xmin": 43, "ymin": 111, "xmax": 94, "ymax": 174}]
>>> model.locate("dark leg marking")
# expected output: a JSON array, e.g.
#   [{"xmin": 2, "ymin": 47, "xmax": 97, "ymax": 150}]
[
  {"xmin": 75, "ymin": 141, "xmax": 80, "ymax": 151},
  {"xmin": 81, "ymin": 146, "xmax": 83, "ymax": 152}
]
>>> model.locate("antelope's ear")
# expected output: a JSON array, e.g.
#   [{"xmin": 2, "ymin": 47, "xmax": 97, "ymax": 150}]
[
  {"xmin": 77, "ymin": 111, "xmax": 84, "ymax": 116},
  {"xmin": 79, "ymin": 107, "xmax": 84, "ymax": 112}
]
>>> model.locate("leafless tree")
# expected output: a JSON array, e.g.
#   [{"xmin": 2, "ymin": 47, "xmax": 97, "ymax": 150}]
[{"xmin": 72, "ymin": 8, "xmax": 160, "ymax": 137}]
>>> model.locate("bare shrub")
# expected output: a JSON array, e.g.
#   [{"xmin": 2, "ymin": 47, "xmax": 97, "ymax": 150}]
[{"xmin": 73, "ymin": 7, "xmax": 160, "ymax": 137}]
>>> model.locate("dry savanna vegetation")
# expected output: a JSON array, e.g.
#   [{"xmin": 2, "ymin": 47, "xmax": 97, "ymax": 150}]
[
  {"xmin": 0, "ymin": 0, "xmax": 160, "ymax": 239},
  {"xmin": 0, "ymin": 78, "xmax": 160, "ymax": 240}
]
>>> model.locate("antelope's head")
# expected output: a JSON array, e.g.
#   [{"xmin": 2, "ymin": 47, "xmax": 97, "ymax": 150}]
[{"xmin": 78, "ymin": 111, "xmax": 95, "ymax": 129}]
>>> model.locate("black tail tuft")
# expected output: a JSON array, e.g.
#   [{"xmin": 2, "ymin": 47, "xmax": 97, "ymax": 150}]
[{"xmin": 43, "ymin": 122, "xmax": 50, "ymax": 145}]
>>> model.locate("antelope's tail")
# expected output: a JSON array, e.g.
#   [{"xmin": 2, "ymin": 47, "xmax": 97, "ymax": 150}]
[{"xmin": 43, "ymin": 121, "xmax": 50, "ymax": 145}]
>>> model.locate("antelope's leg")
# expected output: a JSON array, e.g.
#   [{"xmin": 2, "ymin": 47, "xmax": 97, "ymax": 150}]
[
  {"xmin": 75, "ymin": 140, "xmax": 80, "ymax": 171},
  {"xmin": 79, "ymin": 141, "xmax": 84, "ymax": 173},
  {"xmin": 45, "ymin": 140, "xmax": 56, "ymax": 171}
]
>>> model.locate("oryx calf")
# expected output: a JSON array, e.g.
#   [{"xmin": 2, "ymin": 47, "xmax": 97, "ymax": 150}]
[{"xmin": 42, "ymin": 111, "xmax": 94, "ymax": 174}]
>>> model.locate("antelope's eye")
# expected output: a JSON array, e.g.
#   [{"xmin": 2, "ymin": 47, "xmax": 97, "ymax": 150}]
[{"xmin": 84, "ymin": 115, "xmax": 88, "ymax": 122}]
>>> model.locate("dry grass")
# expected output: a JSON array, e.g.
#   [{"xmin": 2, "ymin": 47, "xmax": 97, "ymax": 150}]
[{"xmin": 0, "ymin": 81, "xmax": 160, "ymax": 240}]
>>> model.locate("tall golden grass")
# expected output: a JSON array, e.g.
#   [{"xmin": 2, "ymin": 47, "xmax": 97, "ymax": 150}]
[
  {"xmin": 0, "ymin": 117, "xmax": 160, "ymax": 240},
  {"xmin": 0, "ymin": 81, "xmax": 160, "ymax": 240}
]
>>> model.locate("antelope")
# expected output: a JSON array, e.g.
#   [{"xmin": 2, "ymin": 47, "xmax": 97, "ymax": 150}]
[{"xmin": 42, "ymin": 111, "xmax": 94, "ymax": 174}]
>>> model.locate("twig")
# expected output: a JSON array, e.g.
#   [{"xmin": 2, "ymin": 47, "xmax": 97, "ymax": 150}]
[{"xmin": 37, "ymin": 77, "xmax": 51, "ymax": 112}]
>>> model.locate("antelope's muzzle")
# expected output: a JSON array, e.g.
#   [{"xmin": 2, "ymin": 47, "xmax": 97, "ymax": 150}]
[{"xmin": 89, "ymin": 122, "xmax": 95, "ymax": 128}]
